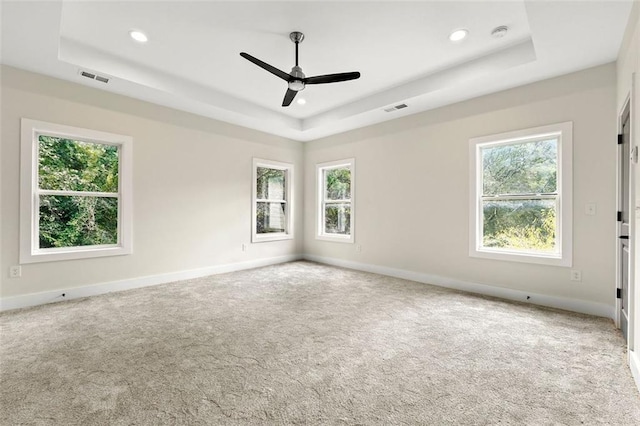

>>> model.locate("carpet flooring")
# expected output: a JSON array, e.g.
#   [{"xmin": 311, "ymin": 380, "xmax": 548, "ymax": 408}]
[{"xmin": 1, "ymin": 261, "xmax": 639, "ymax": 424}]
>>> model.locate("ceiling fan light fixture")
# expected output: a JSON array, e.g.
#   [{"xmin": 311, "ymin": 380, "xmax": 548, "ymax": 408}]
[
  {"xmin": 297, "ymin": 98, "xmax": 306, "ymax": 105},
  {"xmin": 288, "ymin": 80, "xmax": 305, "ymax": 91},
  {"xmin": 129, "ymin": 30, "xmax": 148, "ymax": 43},
  {"xmin": 449, "ymin": 29, "xmax": 468, "ymax": 42}
]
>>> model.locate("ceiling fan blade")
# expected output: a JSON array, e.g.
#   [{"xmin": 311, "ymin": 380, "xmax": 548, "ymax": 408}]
[
  {"xmin": 282, "ymin": 88, "xmax": 297, "ymax": 107},
  {"xmin": 304, "ymin": 71, "xmax": 360, "ymax": 85},
  {"xmin": 240, "ymin": 52, "xmax": 291, "ymax": 82}
]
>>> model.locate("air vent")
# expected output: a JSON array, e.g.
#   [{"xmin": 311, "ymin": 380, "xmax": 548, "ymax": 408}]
[
  {"xmin": 383, "ymin": 103, "xmax": 408, "ymax": 112},
  {"xmin": 78, "ymin": 69, "xmax": 109, "ymax": 84}
]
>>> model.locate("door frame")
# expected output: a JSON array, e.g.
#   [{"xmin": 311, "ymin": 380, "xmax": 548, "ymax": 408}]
[{"xmin": 617, "ymin": 75, "xmax": 636, "ymax": 354}]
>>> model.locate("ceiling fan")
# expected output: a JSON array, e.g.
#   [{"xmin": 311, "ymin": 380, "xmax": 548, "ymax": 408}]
[{"xmin": 240, "ymin": 32, "xmax": 361, "ymax": 107}]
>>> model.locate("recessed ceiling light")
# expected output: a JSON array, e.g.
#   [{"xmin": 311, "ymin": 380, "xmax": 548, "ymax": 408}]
[
  {"xmin": 297, "ymin": 98, "xmax": 306, "ymax": 105},
  {"xmin": 129, "ymin": 30, "xmax": 148, "ymax": 43},
  {"xmin": 449, "ymin": 29, "xmax": 468, "ymax": 42}
]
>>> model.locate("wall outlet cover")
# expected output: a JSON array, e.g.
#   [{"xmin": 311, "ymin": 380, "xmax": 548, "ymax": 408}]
[{"xmin": 9, "ymin": 266, "xmax": 22, "ymax": 278}]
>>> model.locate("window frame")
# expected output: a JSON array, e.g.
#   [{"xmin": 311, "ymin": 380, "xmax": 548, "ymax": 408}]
[
  {"xmin": 251, "ymin": 158, "xmax": 294, "ymax": 243},
  {"xmin": 468, "ymin": 122, "xmax": 572, "ymax": 267},
  {"xmin": 20, "ymin": 119, "xmax": 133, "ymax": 264},
  {"xmin": 316, "ymin": 158, "xmax": 355, "ymax": 243}
]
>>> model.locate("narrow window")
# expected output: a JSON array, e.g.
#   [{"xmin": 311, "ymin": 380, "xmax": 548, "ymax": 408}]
[
  {"xmin": 469, "ymin": 122, "xmax": 572, "ymax": 266},
  {"xmin": 20, "ymin": 119, "xmax": 133, "ymax": 263},
  {"xmin": 317, "ymin": 159, "xmax": 355, "ymax": 243},
  {"xmin": 252, "ymin": 158, "xmax": 293, "ymax": 242}
]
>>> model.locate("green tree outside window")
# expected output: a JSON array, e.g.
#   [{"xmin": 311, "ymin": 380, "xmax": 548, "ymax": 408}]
[{"xmin": 38, "ymin": 136, "xmax": 119, "ymax": 249}]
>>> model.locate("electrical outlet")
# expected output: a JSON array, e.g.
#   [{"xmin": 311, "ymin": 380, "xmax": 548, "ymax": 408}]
[
  {"xmin": 571, "ymin": 270, "xmax": 582, "ymax": 281},
  {"xmin": 356, "ymin": 244, "xmax": 362, "ymax": 253},
  {"xmin": 9, "ymin": 266, "xmax": 21, "ymax": 278},
  {"xmin": 242, "ymin": 243, "xmax": 247, "ymax": 252}
]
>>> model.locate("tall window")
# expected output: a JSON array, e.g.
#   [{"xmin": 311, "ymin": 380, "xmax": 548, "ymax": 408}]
[
  {"xmin": 469, "ymin": 122, "xmax": 572, "ymax": 266},
  {"xmin": 317, "ymin": 159, "xmax": 355, "ymax": 243},
  {"xmin": 20, "ymin": 119, "xmax": 132, "ymax": 263},
  {"xmin": 252, "ymin": 158, "xmax": 293, "ymax": 242}
]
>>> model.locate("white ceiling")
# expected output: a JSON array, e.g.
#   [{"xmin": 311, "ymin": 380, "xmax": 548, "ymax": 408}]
[{"xmin": 0, "ymin": 0, "xmax": 634, "ymax": 141}]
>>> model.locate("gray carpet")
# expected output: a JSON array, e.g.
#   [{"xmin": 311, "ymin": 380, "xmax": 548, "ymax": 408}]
[{"xmin": 1, "ymin": 261, "xmax": 639, "ymax": 425}]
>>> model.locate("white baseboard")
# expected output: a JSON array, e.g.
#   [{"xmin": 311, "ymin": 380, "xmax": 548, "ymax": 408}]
[
  {"xmin": 304, "ymin": 254, "xmax": 615, "ymax": 319},
  {"xmin": 0, "ymin": 254, "xmax": 303, "ymax": 312},
  {"xmin": 630, "ymin": 350, "xmax": 640, "ymax": 394},
  {"xmin": 2, "ymin": 253, "xmax": 615, "ymax": 319}
]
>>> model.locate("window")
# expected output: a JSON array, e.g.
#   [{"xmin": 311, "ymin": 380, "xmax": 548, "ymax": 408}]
[
  {"xmin": 469, "ymin": 122, "xmax": 572, "ymax": 266},
  {"xmin": 20, "ymin": 119, "xmax": 133, "ymax": 263},
  {"xmin": 317, "ymin": 159, "xmax": 355, "ymax": 243},
  {"xmin": 252, "ymin": 158, "xmax": 293, "ymax": 242}
]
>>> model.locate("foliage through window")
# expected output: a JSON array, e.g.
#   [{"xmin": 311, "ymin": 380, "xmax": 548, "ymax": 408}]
[
  {"xmin": 481, "ymin": 138, "xmax": 557, "ymax": 253},
  {"xmin": 20, "ymin": 119, "xmax": 132, "ymax": 263},
  {"xmin": 38, "ymin": 136, "xmax": 119, "ymax": 248},
  {"xmin": 469, "ymin": 123, "xmax": 572, "ymax": 266},
  {"xmin": 317, "ymin": 159, "xmax": 355, "ymax": 242},
  {"xmin": 252, "ymin": 159, "xmax": 293, "ymax": 242}
]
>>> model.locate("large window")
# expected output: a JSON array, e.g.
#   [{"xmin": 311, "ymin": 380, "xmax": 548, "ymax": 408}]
[
  {"xmin": 469, "ymin": 122, "xmax": 572, "ymax": 266},
  {"xmin": 252, "ymin": 158, "xmax": 293, "ymax": 242},
  {"xmin": 317, "ymin": 159, "xmax": 355, "ymax": 243},
  {"xmin": 20, "ymin": 119, "xmax": 133, "ymax": 263}
]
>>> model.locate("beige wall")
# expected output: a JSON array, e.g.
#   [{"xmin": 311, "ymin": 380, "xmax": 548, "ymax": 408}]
[
  {"xmin": 0, "ymin": 61, "xmax": 620, "ymax": 311},
  {"xmin": 617, "ymin": 2, "xmax": 640, "ymax": 358},
  {"xmin": 0, "ymin": 66, "xmax": 304, "ymax": 298},
  {"xmin": 304, "ymin": 64, "xmax": 617, "ymax": 307}
]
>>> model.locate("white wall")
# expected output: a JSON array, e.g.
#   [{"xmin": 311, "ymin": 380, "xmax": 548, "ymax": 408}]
[
  {"xmin": 0, "ymin": 66, "xmax": 303, "ymax": 300},
  {"xmin": 616, "ymin": 1, "xmax": 640, "ymax": 387},
  {"xmin": 304, "ymin": 64, "xmax": 617, "ymax": 311}
]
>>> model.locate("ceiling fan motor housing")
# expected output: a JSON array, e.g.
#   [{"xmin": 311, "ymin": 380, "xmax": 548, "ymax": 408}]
[{"xmin": 289, "ymin": 66, "xmax": 306, "ymax": 91}]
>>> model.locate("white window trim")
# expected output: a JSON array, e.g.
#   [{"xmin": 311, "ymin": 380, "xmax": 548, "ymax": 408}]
[
  {"xmin": 468, "ymin": 122, "xmax": 573, "ymax": 267},
  {"xmin": 251, "ymin": 158, "xmax": 294, "ymax": 243},
  {"xmin": 316, "ymin": 158, "xmax": 355, "ymax": 243},
  {"xmin": 20, "ymin": 119, "xmax": 133, "ymax": 264}
]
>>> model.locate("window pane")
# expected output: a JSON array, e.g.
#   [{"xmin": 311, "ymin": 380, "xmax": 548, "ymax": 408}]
[
  {"xmin": 482, "ymin": 199, "xmax": 556, "ymax": 253},
  {"xmin": 256, "ymin": 202, "xmax": 286, "ymax": 234},
  {"xmin": 325, "ymin": 167, "xmax": 351, "ymax": 200},
  {"xmin": 38, "ymin": 135, "xmax": 119, "ymax": 192},
  {"xmin": 482, "ymin": 138, "xmax": 557, "ymax": 196},
  {"xmin": 39, "ymin": 195, "xmax": 118, "ymax": 248},
  {"xmin": 256, "ymin": 167, "xmax": 285, "ymax": 200},
  {"xmin": 324, "ymin": 203, "xmax": 351, "ymax": 235}
]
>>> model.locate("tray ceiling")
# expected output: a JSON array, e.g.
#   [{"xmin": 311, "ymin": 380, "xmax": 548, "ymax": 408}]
[{"xmin": 0, "ymin": 1, "xmax": 633, "ymax": 141}]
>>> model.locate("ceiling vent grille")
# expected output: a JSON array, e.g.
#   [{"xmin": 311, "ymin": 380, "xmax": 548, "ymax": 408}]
[
  {"xmin": 79, "ymin": 69, "xmax": 109, "ymax": 84},
  {"xmin": 383, "ymin": 103, "xmax": 408, "ymax": 112}
]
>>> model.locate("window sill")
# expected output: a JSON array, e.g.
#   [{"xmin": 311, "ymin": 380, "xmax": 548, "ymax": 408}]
[
  {"xmin": 316, "ymin": 234, "xmax": 354, "ymax": 244},
  {"xmin": 470, "ymin": 248, "xmax": 571, "ymax": 267},
  {"xmin": 252, "ymin": 233, "xmax": 294, "ymax": 243},
  {"xmin": 20, "ymin": 245, "xmax": 132, "ymax": 264}
]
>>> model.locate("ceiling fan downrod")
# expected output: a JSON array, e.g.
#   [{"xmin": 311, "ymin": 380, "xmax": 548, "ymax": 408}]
[{"xmin": 290, "ymin": 31, "xmax": 304, "ymax": 67}]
